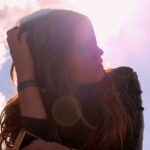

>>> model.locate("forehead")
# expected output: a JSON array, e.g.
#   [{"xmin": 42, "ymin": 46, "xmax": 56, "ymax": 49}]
[{"xmin": 73, "ymin": 20, "xmax": 97, "ymax": 47}]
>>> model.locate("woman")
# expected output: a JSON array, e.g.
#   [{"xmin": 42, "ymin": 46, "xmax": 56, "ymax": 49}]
[{"xmin": 0, "ymin": 9, "xmax": 144, "ymax": 150}]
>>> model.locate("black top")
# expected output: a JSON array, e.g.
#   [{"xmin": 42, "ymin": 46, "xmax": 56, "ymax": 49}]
[{"xmin": 21, "ymin": 67, "xmax": 144, "ymax": 150}]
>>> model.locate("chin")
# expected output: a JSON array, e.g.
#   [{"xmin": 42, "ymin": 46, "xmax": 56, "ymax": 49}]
[{"xmin": 94, "ymin": 68, "xmax": 105, "ymax": 82}]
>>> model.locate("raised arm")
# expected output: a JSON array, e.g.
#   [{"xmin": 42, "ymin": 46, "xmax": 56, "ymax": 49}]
[
  {"xmin": 7, "ymin": 27, "xmax": 46, "ymax": 119},
  {"xmin": 7, "ymin": 27, "xmax": 78, "ymax": 150}
]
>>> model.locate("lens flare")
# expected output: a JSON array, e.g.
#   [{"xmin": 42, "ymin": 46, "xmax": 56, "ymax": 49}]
[{"xmin": 52, "ymin": 96, "xmax": 81, "ymax": 126}]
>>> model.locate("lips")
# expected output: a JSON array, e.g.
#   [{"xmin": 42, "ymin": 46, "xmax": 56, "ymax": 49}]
[
  {"xmin": 97, "ymin": 57, "xmax": 103, "ymax": 65},
  {"xmin": 95, "ymin": 58, "xmax": 103, "ymax": 70},
  {"xmin": 99, "ymin": 58, "xmax": 103, "ymax": 64}
]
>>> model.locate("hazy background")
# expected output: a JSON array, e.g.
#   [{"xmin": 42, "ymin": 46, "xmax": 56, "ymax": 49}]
[{"xmin": 0, "ymin": 0, "xmax": 149, "ymax": 149}]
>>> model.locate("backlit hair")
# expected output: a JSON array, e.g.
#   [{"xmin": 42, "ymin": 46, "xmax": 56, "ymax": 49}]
[{"xmin": 0, "ymin": 9, "xmax": 135, "ymax": 149}]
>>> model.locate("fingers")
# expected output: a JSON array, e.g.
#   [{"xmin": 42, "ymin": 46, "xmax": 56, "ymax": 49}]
[
  {"xmin": 7, "ymin": 26, "xmax": 28, "ymax": 42},
  {"xmin": 6, "ymin": 26, "xmax": 19, "ymax": 34},
  {"xmin": 6, "ymin": 26, "xmax": 28, "ymax": 52},
  {"xmin": 7, "ymin": 26, "xmax": 20, "ymax": 50},
  {"xmin": 6, "ymin": 26, "xmax": 34, "ymax": 79},
  {"xmin": 7, "ymin": 26, "xmax": 19, "ymax": 40},
  {"xmin": 20, "ymin": 32, "xmax": 28, "ymax": 45}
]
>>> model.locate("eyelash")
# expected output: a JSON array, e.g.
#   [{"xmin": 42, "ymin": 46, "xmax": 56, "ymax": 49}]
[{"xmin": 80, "ymin": 46, "xmax": 99, "ymax": 55}]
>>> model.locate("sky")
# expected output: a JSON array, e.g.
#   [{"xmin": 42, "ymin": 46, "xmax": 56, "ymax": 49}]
[{"xmin": 0, "ymin": 0, "xmax": 149, "ymax": 149}]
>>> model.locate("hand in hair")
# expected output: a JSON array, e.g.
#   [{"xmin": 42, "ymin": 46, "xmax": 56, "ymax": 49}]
[
  {"xmin": 7, "ymin": 27, "xmax": 46, "ymax": 118},
  {"xmin": 6, "ymin": 27, "xmax": 35, "ymax": 82},
  {"xmin": 21, "ymin": 140, "xmax": 70, "ymax": 150}
]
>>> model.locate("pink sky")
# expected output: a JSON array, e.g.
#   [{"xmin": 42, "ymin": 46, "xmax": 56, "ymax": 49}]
[
  {"xmin": 0, "ymin": 0, "xmax": 149, "ymax": 149},
  {"xmin": 0, "ymin": 0, "xmax": 149, "ymax": 66}
]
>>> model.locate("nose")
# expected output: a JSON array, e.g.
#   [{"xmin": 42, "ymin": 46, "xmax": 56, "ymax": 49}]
[
  {"xmin": 92, "ymin": 46, "xmax": 103, "ymax": 60},
  {"xmin": 98, "ymin": 47, "xmax": 103, "ymax": 56}
]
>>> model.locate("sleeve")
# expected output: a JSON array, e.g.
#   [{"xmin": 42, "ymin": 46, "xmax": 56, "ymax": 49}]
[
  {"xmin": 112, "ymin": 67, "xmax": 144, "ymax": 150},
  {"xmin": 128, "ymin": 72, "xmax": 144, "ymax": 150},
  {"xmin": 21, "ymin": 116, "xmax": 50, "ymax": 141}
]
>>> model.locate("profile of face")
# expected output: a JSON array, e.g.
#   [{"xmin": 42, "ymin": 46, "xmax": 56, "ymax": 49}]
[
  {"xmin": 68, "ymin": 20, "xmax": 104, "ymax": 86},
  {"xmin": 18, "ymin": 9, "xmax": 104, "ymax": 89}
]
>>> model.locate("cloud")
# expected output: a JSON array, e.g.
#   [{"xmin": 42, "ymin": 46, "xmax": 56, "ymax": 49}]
[
  {"xmin": 36, "ymin": 0, "xmax": 59, "ymax": 7},
  {"xmin": 0, "ymin": 0, "xmax": 44, "ymax": 68},
  {"xmin": 0, "ymin": 0, "xmax": 149, "ymax": 68},
  {"xmin": 0, "ymin": 5, "xmax": 8, "ymax": 20},
  {"xmin": 102, "ymin": 0, "xmax": 150, "ymax": 69},
  {"xmin": 0, "ymin": 0, "xmax": 69, "ymax": 44},
  {"xmin": 0, "ymin": 92, "xmax": 6, "ymax": 114},
  {"xmin": 0, "ymin": 44, "xmax": 9, "ymax": 71},
  {"xmin": 0, "ymin": 3, "xmax": 35, "ymax": 43},
  {"xmin": 0, "ymin": 0, "xmax": 69, "ymax": 70}
]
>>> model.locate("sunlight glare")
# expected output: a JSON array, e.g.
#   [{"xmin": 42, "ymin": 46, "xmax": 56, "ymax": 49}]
[
  {"xmin": 63, "ymin": 0, "xmax": 138, "ymax": 47},
  {"xmin": 0, "ymin": 0, "xmax": 41, "ymax": 11},
  {"xmin": 0, "ymin": 0, "xmax": 27, "ymax": 8}
]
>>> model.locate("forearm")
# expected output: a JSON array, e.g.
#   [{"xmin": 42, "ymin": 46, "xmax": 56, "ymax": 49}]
[
  {"xmin": 18, "ymin": 75, "xmax": 47, "ymax": 119},
  {"xmin": 6, "ymin": 29, "xmax": 46, "ymax": 119}
]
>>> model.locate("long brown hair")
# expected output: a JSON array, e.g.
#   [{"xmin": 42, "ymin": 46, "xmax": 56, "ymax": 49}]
[{"xmin": 0, "ymin": 9, "xmax": 135, "ymax": 149}]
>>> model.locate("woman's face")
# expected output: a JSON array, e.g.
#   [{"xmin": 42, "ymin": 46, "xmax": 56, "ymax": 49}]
[{"xmin": 68, "ymin": 21, "xmax": 105, "ymax": 86}]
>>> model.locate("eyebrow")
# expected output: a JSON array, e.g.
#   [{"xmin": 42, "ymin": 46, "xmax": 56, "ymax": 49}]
[{"xmin": 79, "ymin": 38, "xmax": 97, "ymax": 50}]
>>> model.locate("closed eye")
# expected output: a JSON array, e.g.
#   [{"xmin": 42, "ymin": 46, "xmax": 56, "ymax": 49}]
[{"xmin": 79, "ymin": 44, "xmax": 99, "ymax": 55}]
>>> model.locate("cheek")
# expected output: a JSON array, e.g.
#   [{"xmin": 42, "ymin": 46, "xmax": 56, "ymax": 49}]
[
  {"xmin": 68, "ymin": 57, "xmax": 86, "ymax": 82},
  {"xmin": 69, "ymin": 61, "xmax": 82, "ymax": 77},
  {"xmin": 69, "ymin": 56, "xmax": 89, "ymax": 75},
  {"xmin": 68, "ymin": 58, "xmax": 94, "ymax": 86}
]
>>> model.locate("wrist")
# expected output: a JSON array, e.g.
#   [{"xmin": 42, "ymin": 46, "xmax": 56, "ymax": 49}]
[
  {"xmin": 17, "ymin": 74, "xmax": 36, "ymax": 83},
  {"xmin": 17, "ymin": 80, "xmax": 38, "ymax": 92},
  {"xmin": 15, "ymin": 68, "xmax": 36, "ymax": 83}
]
